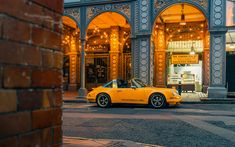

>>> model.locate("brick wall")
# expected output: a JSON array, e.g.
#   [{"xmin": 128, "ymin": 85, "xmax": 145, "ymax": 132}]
[{"xmin": 0, "ymin": 0, "xmax": 63, "ymax": 146}]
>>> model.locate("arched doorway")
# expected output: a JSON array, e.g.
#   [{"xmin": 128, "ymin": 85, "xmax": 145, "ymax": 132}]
[
  {"xmin": 152, "ymin": 3, "xmax": 210, "ymax": 97},
  {"xmin": 86, "ymin": 12, "xmax": 131, "ymax": 90},
  {"xmin": 62, "ymin": 16, "xmax": 80, "ymax": 91}
]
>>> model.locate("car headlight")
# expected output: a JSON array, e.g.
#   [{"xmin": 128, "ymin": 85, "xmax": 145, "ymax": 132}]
[{"xmin": 171, "ymin": 90, "xmax": 179, "ymax": 96}]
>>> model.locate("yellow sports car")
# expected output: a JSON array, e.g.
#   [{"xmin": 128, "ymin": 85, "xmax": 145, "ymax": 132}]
[{"xmin": 87, "ymin": 78, "xmax": 182, "ymax": 108}]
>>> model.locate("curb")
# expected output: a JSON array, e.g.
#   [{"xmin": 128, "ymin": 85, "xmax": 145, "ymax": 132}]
[{"xmin": 63, "ymin": 136, "xmax": 161, "ymax": 147}]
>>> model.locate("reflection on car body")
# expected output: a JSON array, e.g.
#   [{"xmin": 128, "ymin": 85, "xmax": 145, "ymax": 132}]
[{"xmin": 87, "ymin": 78, "xmax": 182, "ymax": 108}]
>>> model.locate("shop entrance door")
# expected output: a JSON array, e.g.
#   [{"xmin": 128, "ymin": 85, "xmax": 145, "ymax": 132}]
[
  {"xmin": 86, "ymin": 56, "xmax": 109, "ymax": 90},
  {"xmin": 123, "ymin": 53, "xmax": 131, "ymax": 80},
  {"xmin": 226, "ymin": 52, "xmax": 235, "ymax": 95}
]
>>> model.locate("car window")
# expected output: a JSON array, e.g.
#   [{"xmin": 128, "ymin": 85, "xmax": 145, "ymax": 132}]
[
  {"xmin": 133, "ymin": 79, "xmax": 147, "ymax": 88},
  {"xmin": 117, "ymin": 79, "xmax": 128, "ymax": 88},
  {"xmin": 103, "ymin": 81, "xmax": 112, "ymax": 88}
]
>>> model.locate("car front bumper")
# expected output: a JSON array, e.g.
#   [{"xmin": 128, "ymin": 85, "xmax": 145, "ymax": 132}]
[
  {"xmin": 167, "ymin": 96, "xmax": 182, "ymax": 105},
  {"xmin": 86, "ymin": 94, "xmax": 96, "ymax": 103}
]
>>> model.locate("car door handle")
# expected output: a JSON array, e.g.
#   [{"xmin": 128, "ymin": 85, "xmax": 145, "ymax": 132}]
[{"xmin": 117, "ymin": 90, "xmax": 122, "ymax": 92}]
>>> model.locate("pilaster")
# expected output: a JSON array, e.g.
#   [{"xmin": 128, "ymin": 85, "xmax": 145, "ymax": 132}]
[
  {"xmin": 68, "ymin": 36, "xmax": 78, "ymax": 91},
  {"xmin": 208, "ymin": 0, "xmax": 227, "ymax": 98},
  {"xmin": 68, "ymin": 53, "xmax": 78, "ymax": 91},
  {"xmin": 109, "ymin": 27, "xmax": 120, "ymax": 80},
  {"xmin": 202, "ymin": 30, "xmax": 210, "ymax": 93},
  {"xmin": 153, "ymin": 25, "xmax": 166, "ymax": 87},
  {"xmin": 132, "ymin": 0, "xmax": 153, "ymax": 85}
]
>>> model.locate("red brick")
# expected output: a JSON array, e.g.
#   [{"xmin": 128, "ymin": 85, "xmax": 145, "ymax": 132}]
[
  {"xmin": 0, "ymin": 90, "xmax": 17, "ymax": 113},
  {"xmin": 53, "ymin": 126, "xmax": 62, "ymax": 144},
  {"xmin": 42, "ymin": 90, "xmax": 54, "ymax": 108},
  {"xmin": 0, "ymin": 136, "xmax": 17, "ymax": 147},
  {"xmin": 0, "ymin": 66, "xmax": 2, "ymax": 88},
  {"xmin": 18, "ymin": 131, "xmax": 42, "ymax": 147},
  {"xmin": 0, "ymin": 0, "xmax": 44, "ymax": 25},
  {"xmin": 54, "ymin": 51, "xmax": 63, "ymax": 69},
  {"xmin": 32, "ymin": 0, "xmax": 64, "ymax": 13},
  {"xmin": 42, "ymin": 128, "xmax": 53, "ymax": 146},
  {"xmin": 32, "ymin": 26, "xmax": 61, "ymax": 49},
  {"xmin": 54, "ymin": 90, "xmax": 62, "ymax": 107},
  {"xmin": 17, "ymin": 90, "xmax": 43, "ymax": 110},
  {"xmin": 52, "ymin": 144, "xmax": 61, "ymax": 147},
  {"xmin": 3, "ymin": 17, "xmax": 31, "ymax": 43},
  {"xmin": 0, "ymin": 40, "xmax": 22, "ymax": 64},
  {"xmin": 52, "ymin": 108, "xmax": 62, "ymax": 125},
  {"xmin": 42, "ymin": 49, "xmax": 54, "ymax": 68},
  {"xmin": 32, "ymin": 70, "xmax": 62, "ymax": 88},
  {"xmin": 42, "ymin": 8, "xmax": 55, "ymax": 30},
  {"xmin": 54, "ymin": 13, "xmax": 63, "ymax": 34},
  {"xmin": 22, "ymin": 45, "xmax": 41, "ymax": 66},
  {"xmin": 32, "ymin": 109, "xmax": 53, "ymax": 129},
  {"xmin": 0, "ymin": 112, "xmax": 31, "ymax": 138},
  {"xmin": 0, "ymin": 16, "xmax": 4, "ymax": 38},
  {"xmin": 3, "ymin": 67, "xmax": 31, "ymax": 88},
  {"xmin": 42, "ymin": 50, "xmax": 63, "ymax": 69}
]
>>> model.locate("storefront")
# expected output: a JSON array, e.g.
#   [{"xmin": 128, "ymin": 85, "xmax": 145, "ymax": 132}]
[
  {"xmin": 226, "ymin": 0, "xmax": 235, "ymax": 97},
  {"xmin": 63, "ymin": 0, "xmax": 232, "ymax": 99}
]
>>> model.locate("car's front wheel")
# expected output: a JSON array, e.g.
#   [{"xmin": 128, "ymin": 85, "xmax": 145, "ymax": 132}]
[
  {"xmin": 149, "ymin": 93, "xmax": 166, "ymax": 108},
  {"xmin": 96, "ymin": 93, "xmax": 111, "ymax": 108}
]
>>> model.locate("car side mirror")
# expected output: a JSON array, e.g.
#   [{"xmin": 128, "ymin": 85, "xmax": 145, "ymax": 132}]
[{"xmin": 131, "ymin": 86, "xmax": 137, "ymax": 89}]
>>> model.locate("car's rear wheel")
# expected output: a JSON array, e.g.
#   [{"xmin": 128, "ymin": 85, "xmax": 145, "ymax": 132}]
[
  {"xmin": 96, "ymin": 93, "xmax": 111, "ymax": 108},
  {"xmin": 149, "ymin": 93, "xmax": 166, "ymax": 108}
]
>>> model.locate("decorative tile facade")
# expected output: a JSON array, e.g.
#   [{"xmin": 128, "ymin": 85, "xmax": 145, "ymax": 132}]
[
  {"xmin": 86, "ymin": 3, "xmax": 131, "ymax": 24},
  {"xmin": 211, "ymin": 0, "xmax": 225, "ymax": 27},
  {"xmin": 139, "ymin": 39, "xmax": 149, "ymax": 83},
  {"xmin": 139, "ymin": 0, "xmax": 149, "ymax": 31},
  {"xmin": 64, "ymin": 8, "xmax": 80, "ymax": 23},
  {"xmin": 211, "ymin": 35, "xmax": 225, "ymax": 86},
  {"xmin": 64, "ymin": 0, "xmax": 228, "ymax": 97},
  {"xmin": 154, "ymin": 0, "xmax": 208, "ymax": 15}
]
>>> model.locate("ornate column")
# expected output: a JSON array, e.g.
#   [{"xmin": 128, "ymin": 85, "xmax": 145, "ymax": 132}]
[
  {"xmin": 68, "ymin": 36, "xmax": 78, "ymax": 90},
  {"xmin": 78, "ymin": 39, "xmax": 87, "ymax": 98},
  {"xmin": 202, "ymin": 30, "xmax": 210, "ymax": 93},
  {"xmin": 208, "ymin": 0, "xmax": 227, "ymax": 98},
  {"xmin": 132, "ymin": 0, "xmax": 153, "ymax": 85},
  {"xmin": 109, "ymin": 27, "xmax": 120, "ymax": 80},
  {"xmin": 138, "ymin": 37, "xmax": 152, "ymax": 85},
  {"xmin": 154, "ymin": 26, "xmax": 166, "ymax": 87}
]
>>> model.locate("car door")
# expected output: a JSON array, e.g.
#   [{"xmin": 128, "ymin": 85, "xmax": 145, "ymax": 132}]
[{"xmin": 114, "ymin": 80, "xmax": 146, "ymax": 104}]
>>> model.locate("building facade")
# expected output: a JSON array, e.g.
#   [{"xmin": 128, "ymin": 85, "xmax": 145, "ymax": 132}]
[{"xmin": 63, "ymin": 0, "xmax": 235, "ymax": 98}]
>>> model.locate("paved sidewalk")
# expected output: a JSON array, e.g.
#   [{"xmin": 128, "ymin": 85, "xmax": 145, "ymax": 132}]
[{"xmin": 63, "ymin": 136, "xmax": 161, "ymax": 147}]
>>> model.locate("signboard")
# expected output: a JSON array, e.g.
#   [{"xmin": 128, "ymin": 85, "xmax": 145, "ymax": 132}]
[{"xmin": 171, "ymin": 54, "xmax": 199, "ymax": 64}]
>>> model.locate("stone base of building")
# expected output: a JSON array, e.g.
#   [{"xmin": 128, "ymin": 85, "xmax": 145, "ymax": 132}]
[
  {"xmin": 208, "ymin": 87, "xmax": 227, "ymax": 98},
  {"xmin": 78, "ymin": 88, "xmax": 87, "ymax": 99},
  {"xmin": 68, "ymin": 84, "xmax": 77, "ymax": 91}
]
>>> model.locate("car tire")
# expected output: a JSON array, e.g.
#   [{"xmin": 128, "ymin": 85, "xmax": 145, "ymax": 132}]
[
  {"xmin": 149, "ymin": 93, "xmax": 166, "ymax": 108},
  {"xmin": 96, "ymin": 93, "xmax": 111, "ymax": 108}
]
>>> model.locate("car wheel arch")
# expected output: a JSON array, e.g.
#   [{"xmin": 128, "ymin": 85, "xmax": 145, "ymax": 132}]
[
  {"xmin": 96, "ymin": 92, "xmax": 112, "ymax": 103},
  {"xmin": 148, "ymin": 92, "xmax": 165, "ymax": 100},
  {"xmin": 148, "ymin": 92, "xmax": 167, "ymax": 104}
]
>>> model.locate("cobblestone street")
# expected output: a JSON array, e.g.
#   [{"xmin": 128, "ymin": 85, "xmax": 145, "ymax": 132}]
[{"xmin": 63, "ymin": 103, "xmax": 235, "ymax": 146}]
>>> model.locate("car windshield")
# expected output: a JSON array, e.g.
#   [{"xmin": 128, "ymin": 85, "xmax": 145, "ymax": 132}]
[
  {"xmin": 103, "ymin": 81, "xmax": 113, "ymax": 88},
  {"xmin": 134, "ymin": 79, "xmax": 147, "ymax": 87}
]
